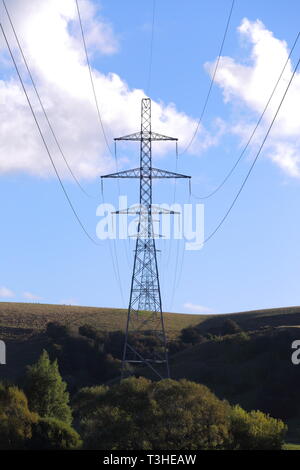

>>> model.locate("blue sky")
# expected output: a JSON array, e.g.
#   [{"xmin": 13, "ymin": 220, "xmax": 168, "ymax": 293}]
[{"xmin": 1, "ymin": 0, "xmax": 300, "ymax": 315}]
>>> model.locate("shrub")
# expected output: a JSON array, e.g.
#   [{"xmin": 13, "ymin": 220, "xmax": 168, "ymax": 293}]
[
  {"xmin": 79, "ymin": 377, "xmax": 232, "ymax": 450},
  {"xmin": 46, "ymin": 322, "xmax": 71, "ymax": 339},
  {"xmin": 77, "ymin": 378, "xmax": 287, "ymax": 451},
  {"xmin": 29, "ymin": 417, "xmax": 82, "ymax": 450},
  {"xmin": 0, "ymin": 383, "xmax": 38, "ymax": 449},
  {"xmin": 180, "ymin": 327, "xmax": 205, "ymax": 345},
  {"xmin": 230, "ymin": 405, "xmax": 287, "ymax": 450},
  {"xmin": 221, "ymin": 319, "xmax": 241, "ymax": 336}
]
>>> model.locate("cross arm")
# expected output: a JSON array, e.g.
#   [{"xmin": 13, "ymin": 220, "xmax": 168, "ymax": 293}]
[
  {"xmin": 151, "ymin": 168, "xmax": 190, "ymax": 178},
  {"xmin": 101, "ymin": 167, "xmax": 190, "ymax": 179},
  {"xmin": 112, "ymin": 204, "xmax": 180, "ymax": 215},
  {"xmin": 114, "ymin": 131, "xmax": 178, "ymax": 142},
  {"xmin": 101, "ymin": 168, "xmax": 140, "ymax": 178}
]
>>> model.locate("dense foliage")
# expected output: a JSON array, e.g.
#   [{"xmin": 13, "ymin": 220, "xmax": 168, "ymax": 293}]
[
  {"xmin": 0, "ymin": 383, "xmax": 38, "ymax": 449},
  {"xmin": 0, "ymin": 309, "xmax": 298, "ymax": 450},
  {"xmin": 74, "ymin": 377, "xmax": 286, "ymax": 450},
  {"xmin": 29, "ymin": 417, "xmax": 82, "ymax": 450},
  {"xmin": 24, "ymin": 350, "xmax": 72, "ymax": 424}
]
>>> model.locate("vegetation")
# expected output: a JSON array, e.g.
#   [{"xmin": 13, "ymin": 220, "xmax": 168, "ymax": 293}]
[
  {"xmin": 0, "ymin": 301, "xmax": 204, "ymax": 341},
  {"xmin": 29, "ymin": 417, "xmax": 82, "ymax": 450},
  {"xmin": 230, "ymin": 405, "xmax": 286, "ymax": 450},
  {"xmin": 0, "ymin": 383, "xmax": 38, "ymax": 449},
  {"xmin": 73, "ymin": 377, "xmax": 286, "ymax": 450},
  {"xmin": 1, "ymin": 301, "xmax": 300, "ymax": 449},
  {"xmin": 24, "ymin": 350, "xmax": 72, "ymax": 424}
]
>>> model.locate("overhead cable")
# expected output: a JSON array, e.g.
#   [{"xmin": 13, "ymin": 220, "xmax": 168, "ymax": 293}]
[
  {"xmin": 179, "ymin": 0, "xmax": 235, "ymax": 155},
  {"xmin": 192, "ymin": 30, "xmax": 300, "ymax": 200},
  {"xmin": 203, "ymin": 53, "xmax": 300, "ymax": 245},
  {"xmin": 75, "ymin": 0, "xmax": 113, "ymax": 157},
  {"xmin": 0, "ymin": 23, "xmax": 101, "ymax": 246},
  {"xmin": 2, "ymin": 0, "xmax": 93, "ymax": 198}
]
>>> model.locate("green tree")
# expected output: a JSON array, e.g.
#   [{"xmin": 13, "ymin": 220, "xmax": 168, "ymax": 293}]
[
  {"xmin": 77, "ymin": 378, "xmax": 287, "ymax": 450},
  {"xmin": 0, "ymin": 383, "xmax": 38, "ymax": 449},
  {"xmin": 148, "ymin": 379, "xmax": 231, "ymax": 450},
  {"xmin": 24, "ymin": 350, "xmax": 72, "ymax": 424},
  {"xmin": 230, "ymin": 405, "xmax": 287, "ymax": 450},
  {"xmin": 29, "ymin": 417, "xmax": 82, "ymax": 450},
  {"xmin": 79, "ymin": 378, "xmax": 232, "ymax": 450}
]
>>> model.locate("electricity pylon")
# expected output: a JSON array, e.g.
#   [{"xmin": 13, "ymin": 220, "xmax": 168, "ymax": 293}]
[{"xmin": 101, "ymin": 98, "xmax": 190, "ymax": 379}]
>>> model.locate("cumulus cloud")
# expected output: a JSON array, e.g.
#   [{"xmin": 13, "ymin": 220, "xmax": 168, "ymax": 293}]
[
  {"xmin": 0, "ymin": 0, "xmax": 217, "ymax": 180},
  {"xmin": 0, "ymin": 286, "xmax": 14, "ymax": 298},
  {"xmin": 206, "ymin": 18, "xmax": 300, "ymax": 178},
  {"xmin": 183, "ymin": 302, "xmax": 212, "ymax": 314}
]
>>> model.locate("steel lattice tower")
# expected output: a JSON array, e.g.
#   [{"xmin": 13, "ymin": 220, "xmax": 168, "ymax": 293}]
[{"xmin": 101, "ymin": 98, "xmax": 190, "ymax": 379}]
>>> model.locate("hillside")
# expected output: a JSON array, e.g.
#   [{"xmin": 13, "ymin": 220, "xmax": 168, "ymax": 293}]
[
  {"xmin": 0, "ymin": 301, "xmax": 209, "ymax": 387},
  {"xmin": 0, "ymin": 301, "xmax": 208, "ymax": 341},
  {"xmin": 2, "ymin": 301, "xmax": 300, "ymax": 443},
  {"xmin": 2, "ymin": 302, "xmax": 300, "ymax": 340}
]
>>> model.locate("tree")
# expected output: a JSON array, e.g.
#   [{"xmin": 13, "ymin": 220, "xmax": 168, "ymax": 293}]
[
  {"xmin": 221, "ymin": 319, "xmax": 241, "ymax": 336},
  {"xmin": 78, "ymin": 378, "xmax": 287, "ymax": 450},
  {"xmin": 46, "ymin": 322, "xmax": 71, "ymax": 340},
  {"xmin": 24, "ymin": 350, "xmax": 72, "ymax": 424},
  {"xmin": 79, "ymin": 378, "xmax": 232, "ymax": 450},
  {"xmin": 230, "ymin": 405, "xmax": 287, "ymax": 450},
  {"xmin": 0, "ymin": 383, "xmax": 38, "ymax": 449},
  {"xmin": 29, "ymin": 417, "xmax": 82, "ymax": 450},
  {"xmin": 180, "ymin": 327, "xmax": 205, "ymax": 345}
]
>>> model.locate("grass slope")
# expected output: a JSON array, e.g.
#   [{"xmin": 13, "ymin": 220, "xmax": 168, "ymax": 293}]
[
  {"xmin": 2, "ymin": 302, "xmax": 300, "ymax": 445},
  {"xmin": 0, "ymin": 301, "xmax": 208, "ymax": 341}
]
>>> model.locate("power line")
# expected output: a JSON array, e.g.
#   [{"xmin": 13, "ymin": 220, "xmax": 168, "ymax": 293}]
[
  {"xmin": 2, "ymin": 0, "xmax": 94, "ymax": 199},
  {"xmin": 203, "ymin": 53, "xmax": 300, "ymax": 245},
  {"xmin": 192, "ymin": 30, "xmax": 300, "ymax": 200},
  {"xmin": 179, "ymin": 0, "xmax": 235, "ymax": 156},
  {"xmin": 168, "ymin": 190, "xmax": 190, "ymax": 312},
  {"xmin": 75, "ymin": 0, "xmax": 113, "ymax": 157},
  {"xmin": 146, "ymin": 0, "xmax": 156, "ymax": 96},
  {"xmin": 77, "ymin": 0, "xmax": 130, "ymax": 298},
  {"xmin": 0, "ymin": 23, "xmax": 101, "ymax": 246},
  {"xmin": 76, "ymin": 0, "xmax": 131, "ymax": 281}
]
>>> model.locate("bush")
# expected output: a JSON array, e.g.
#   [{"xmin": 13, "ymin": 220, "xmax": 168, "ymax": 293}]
[
  {"xmin": 230, "ymin": 405, "xmax": 287, "ymax": 450},
  {"xmin": 46, "ymin": 322, "xmax": 71, "ymax": 339},
  {"xmin": 0, "ymin": 383, "xmax": 38, "ymax": 449},
  {"xmin": 79, "ymin": 325, "xmax": 107, "ymax": 346},
  {"xmin": 29, "ymin": 417, "xmax": 82, "ymax": 450},
  {"xmin": 180, "ymin": 327, "xmax": 205, "ymax": 345},
  {"xmin": 79, "ymin": 378, "xmax": 232, "ymax": 450},
  {"xmin": 221, "ymin": 319, "xmax": 241, "ymax": 336},
  {"xmin": 77, "ymin": 378, "xmax": 287, "ymax": 450}
]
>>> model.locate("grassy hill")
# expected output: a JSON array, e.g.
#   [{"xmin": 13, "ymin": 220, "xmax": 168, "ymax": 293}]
[
  {"xmin": 2, "ymin": 301, "xmax": 300, "ymax": 340},
  {"xmin": 0, "ymin": 301, "xmax": 209, "ymax": 387},
  {"xmin": 2, "ymin": 301, "xmax": 300, "ymax": 445},
  {"xmin": 0, "ymin": 301, "xmax": 208, "ymax": 341}
]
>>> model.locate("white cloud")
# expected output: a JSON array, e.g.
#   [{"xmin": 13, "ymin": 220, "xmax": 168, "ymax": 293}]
[
  {"xmin": 0, "ymin": 286, "xmax": 14, "ymax": 298},
  {"xmin": 183, "ymin": 302, "xmax": 212, "ymax": 314},
  {"xmin": 23, "ymin": 291, "xmax": 42, "ymax": 301},
  {"xmin": 206, "ymin": 18, "xmax": 300, "ymax": 178},
  {"xmin": 0, "ymin": 0, "xmax": 218, "ymax": 180}
]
